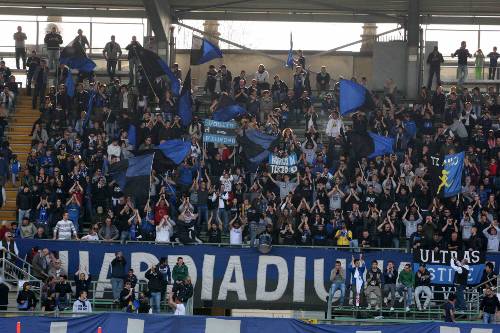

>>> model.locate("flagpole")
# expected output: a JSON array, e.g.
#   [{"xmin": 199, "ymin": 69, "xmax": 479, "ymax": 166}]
[
  {"xmin": 147, "ymin": 152, "xmax": 155, "ymax": 204},
  {"xmin": 130, "ymin": 46, "xmax": 159, "ymax": 101}
]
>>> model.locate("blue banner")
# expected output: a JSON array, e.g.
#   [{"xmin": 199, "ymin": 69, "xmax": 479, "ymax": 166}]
[
  {"xmin": 442, "ymin": 151, "xmax": 465, "ymax": 198},
  {"xmin": 16, "ymin": 240, "xmax": 500, "ymax": 310},
  {"xmin": 203, "ymin": 119, "xmax": 237, "ymax": 145},
  {"xmin": 0, "ymin": 313, "xmax": 497, "ymax": 333},
  {"xmin": 269, "ymin": 153, "xmax": 298, "ymax": 174}
]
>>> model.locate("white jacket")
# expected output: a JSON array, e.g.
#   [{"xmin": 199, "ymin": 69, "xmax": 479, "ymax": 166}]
[{"xmin": 325, "ymin": 118, "xmax": 344, "ymax": 138}]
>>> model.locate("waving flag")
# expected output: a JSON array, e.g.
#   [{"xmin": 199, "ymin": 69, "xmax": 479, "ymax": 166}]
[
  {"xmin": 437, "ymin": 151, "xmax": 465, "ymax": 198},
  {"xmin": 212, "ymin": 95, "xmax": 246, "ymax": 122},
  {"xmin": 286, "ymin": 32, "xmax": 294, "ymax": 68},
  {"xmin": 134, "ymin": 46, "xmax": 180, "ymax": 95},
  {"xmin": 60, "ymin": 42, "xmax": 96, "ymax": 72},
  {"xmin": 65, "ymin": 73, "xmax": 75, "ymax": 97},
  {"xmin": 178, "ymin": 69, "xmax": 192, "ymax": 127},
  {"xmin": 156, "ymin": 140, "xmax": 191, "ymax": 165},
  {"xmin": 190, "ymin": 35, "xmax": 223, "ymax": 65},
  {"xmin": 238, "ymin": 129, "xmax": 280, "ymax": 164},
  {"xmin": 109, "ymin": 154, "xmax": 154, "ymax": 200},
  {"xmin": 339, "ymin": 79, "xmax": 375, "ymax": 115},
  {"xmin": 350, "ymin": 131, "xmax": 394, "ymax": 159}
]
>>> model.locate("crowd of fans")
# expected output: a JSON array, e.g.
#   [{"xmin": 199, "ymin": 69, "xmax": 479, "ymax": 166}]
[{"xmin": 0, "ymin": 23, "xmax": 497, "ymax": 319}]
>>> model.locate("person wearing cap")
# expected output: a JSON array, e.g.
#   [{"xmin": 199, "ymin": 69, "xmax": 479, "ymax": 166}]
[{"xmin": 414, "ymin": 264, "xmax": 432, "ymax": 310}]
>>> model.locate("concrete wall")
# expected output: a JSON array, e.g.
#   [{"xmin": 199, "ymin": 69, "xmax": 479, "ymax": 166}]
[
  {"xmin": 174, "ymin": 49, "xmax": 372, "ymax": 89},
  {"xmin": 372, "ymin": 41, "xmax": 407, "ymax": 91}
]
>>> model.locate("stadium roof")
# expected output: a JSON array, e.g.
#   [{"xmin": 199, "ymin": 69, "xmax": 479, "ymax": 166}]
[{"xmin": 2, "ymin": 0, "xmax": 500, "ymax": 24}]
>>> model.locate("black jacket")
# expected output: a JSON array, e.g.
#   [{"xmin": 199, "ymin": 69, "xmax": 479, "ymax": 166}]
[
  {"xmin": 0, "ymin": 282, "xmax": 9, "ymax": 306},
  {"xmin": 480, "ymin": 295, "xmax": 500, "ymax": 314},
  {"xmin": 145, "ymin": 269, "xmax": 164, "ymax": 293},
  {"xmin": 110, "ymin": 257, "xmax": 127, "ymax": 279}
]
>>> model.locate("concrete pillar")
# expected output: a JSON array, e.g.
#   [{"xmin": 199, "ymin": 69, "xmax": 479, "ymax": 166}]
[
  {"xmin": 142, "ymin": 0, "xmax": 171, "ymax": 62},
  {"xmin": 360, "ymin": 23, "xmax": 377, "ymax": 52},
  {"xmin": 203, "ymin": 20, "xmax": 220, "ymax": 46},
  {"xmin": 406, "ymin": 0, "xmax": 420, "ymax": 99}
]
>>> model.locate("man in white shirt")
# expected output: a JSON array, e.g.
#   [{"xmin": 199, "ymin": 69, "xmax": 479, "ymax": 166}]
[
  {"xmin": 229, "ymin": 219, "xmax": 245, "ymax": 245},
  {"xmin": 325, "ymin": 111, "xmax": 345, "ymax": 139},
  {"xmin": 53, "ymin": 212, "xmax": 79, "ymax": 240},
  {"xmin": 72, "ymin": 291, "xmax": 92, "ymax": 313},
  {"xmin": 168, "ymin": 294, "xmax": 185, "ymax": 315}
]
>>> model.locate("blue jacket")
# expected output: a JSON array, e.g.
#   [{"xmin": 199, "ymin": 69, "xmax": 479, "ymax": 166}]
[{"xmin": 347, "ymin": 263, "xmax": 366, "ymax": 286}]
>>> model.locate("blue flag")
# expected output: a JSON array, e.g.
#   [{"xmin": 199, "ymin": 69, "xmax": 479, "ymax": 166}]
[
  {"xmin": 212, "ymin": 95, "xmax": 246, "ymax": 122},
  {"xmin": 134, "ymin": 46, "xmax": 180, "ymax": 96},
  {"xmin": 286, "ymin": 32, "xmax": 294, "ymax": 68},
  {"xmin": 367, "ymin": 132, "xmax": 394, "ymax": 158},
  {"xmin": 109, "ymin": 154, "xmax": 154, "ymax": 200},
  {"xmin": 178, "ymin": 69, "xmax": 192, "ymax": 127},
  {"xmin": 441, "ymin": 151, "xmax": 465, "ymax": 198},
  {"xmin": 128, "ymin": 124, "xmax": 137, "ymax": 147},
  {"xmin": 83, "ymin": 90, "xmax": 96, "ymax": 129},
  {"xmin": 238, "ymin": 129, "xmax": 280, "ymax": 164},
  {"xmin": 339, "ymin": 79, "xmax": 374, "ymax": 115},
  {"xmin": 157, "ymin": 140, "xmax": 191, "ymax": 165},
  {"xmin": 60, "ymin": 42, "xmax": 96, "ymax": 72},
  {"xmin": 190, "ymin": 35, "xmax": 223, "ymax": 65},
  {"xmin": 65, "ymin": 73, "xmax": 75, "ymax": 97}
]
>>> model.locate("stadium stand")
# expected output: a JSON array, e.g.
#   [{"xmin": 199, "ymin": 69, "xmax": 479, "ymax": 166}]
[{"xmin": 0, "ymin": 8, "xmax": 499, "ymax": 331}]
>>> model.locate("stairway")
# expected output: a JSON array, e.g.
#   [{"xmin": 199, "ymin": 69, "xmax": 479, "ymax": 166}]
[{"xmin": 1, "ymin": 92, "xmax": 36, "ymax": 222}]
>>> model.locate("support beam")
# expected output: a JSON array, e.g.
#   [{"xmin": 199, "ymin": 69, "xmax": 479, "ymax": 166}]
[
  {"xmin": 0, "ymin": 6, "xmax": 146, "ymax": 17},
  {"xmin": 406, "ymin": 0, "xmax": 420, "ymax": 99},
  {"xmin": 142, "ymin": 0, "xmax": 172, "ymax": 61}
]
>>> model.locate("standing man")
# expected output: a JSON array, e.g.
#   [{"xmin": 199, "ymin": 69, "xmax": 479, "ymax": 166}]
[
  {"xmin": 487, "ymin": 47, "xmax": 499, "ymax": 80},
  {"xmin": 172, "ymin": 257, "xmax": 189, "ymax": 288},
  {"xmin": 414, "ymin": 263, "xmax": 432, "ymax": 310},
  {"xmin": 145, "ymin": 264, "xmax": 164, "ymax": 313},
  {"xmin": 110, "ymin": 251, "xmax": 127, "ymax": 304},
  {"xmin": 479, "ymin": 287, "xmax": 500, "ymax": 324},
  {"xmin": 426, "ymin": 46, "xmax": 444, "ymax": 89},
  {"xmin": 52, "ymin": 212, "xmax": 78, "ymax": 240},
  {"xmin": 73, "ymin": 29, "xmax": 90, "ymax": 52},
  {"xmin": 26, "ymin": 50, "xmax": 40, "ymax": 96},
  {"xmin": 44, "ymin": 26, "xmax": 63, "ymax": 71},
  {"xmin": 450, "ymin": 258, "xmax": 470, "ymax": 311},
  {"xmin": 451, "ymin": 41, "xmax": 472, "ymax": 86},
  {"xmin": 103, "ymin": 35, "xmax": 122, "ymax": 81},
  {"xmin": 328, "ymin": 260, "xmax": 346, "ymax": 308},
  {"xmin": 13, "ymin": 26, "xmax": 27, "ymax": 70},
  {"xmin": 316, "ymin": 66, "xmax": 331, "ymax": 96},
  {"xmin": 348, "ymin": 254, "xmax": 365, "ymax": 307},
  {"xmin": 125, "ymin": 36, "xmax": 141, "ymax": 85},
  {"xmin": 383, "ymin": 261, "xmax": 398, "ymax": 311},
  {"xmin": 0, "ymin": 277, "xmax": 9, "ymax": 311},
  {"xmin": 397, "ymin": 263, "xmax": 415, "ymax": 312},
  {"xmin": 365, "ymin": 260, "xmax": 382, "ymax": 310}
]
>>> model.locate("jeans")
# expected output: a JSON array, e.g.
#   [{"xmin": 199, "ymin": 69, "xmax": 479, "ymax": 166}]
[
  {"xmin": 457, "ymin": 64, "xmax": 468, "ymax": 85},
  {"xmin": 32, "ymin": 84, "xmax": 46, "ymax": 109},
  {"xmin": 329, "ymin": 282, "xmax": 345, "ymax": 305},
  {"xmin": 107, "ymin": 59, "xmax": 117, "ymax": 79},
  {"xmin": 197, "ymin": 205, "xmax": 209, "ymax": 231},
  {"xmin": 483, "ymin": 312, "xmax": 496, "ymax": 324},
  {"xmin": 427, "ymin": 67, "xmax": 441, "ymax": 89},
  {"xmin": 15, "ymin": 47, "xmax": 26, "ymax": 69},
  {"xmin": 111, "ymin": 278, "xmax": 123, "ymax": 300},
  {"xmin": 217, "ymin": 208, "xmax": 229, "ymax": 232},
  {"xmin": 488, "ymin": 66, "xmax": 497, "ymax": 80},
  {"xmin": 383, "ymin": 283, "xmax": 396, "ymax": 307},
  {"xmin": 120, "ymin": 231, "xmax": 130, "ymax": 244},
  {"xmin": 365, "ymin": 286, "xmax": 382, "ymax": 307},
  {"xmin": 47, "ymin": 49, "xmax": 60, "ymax": 71},
  {"xmin": 150, "ymin": 291, "xmax": 161, "ymax": 313},
  {"xmin": 18, "ymin": 209, "xmax": 31, "ymax": 225},
  {"xmin": 128, "ymin": 58, "xmax": 139, "ymax": 84},
  {"xmin": 414, "ymin": 285, "xmax": 432, "ymax": 309},
  {"xmin": 397, "ymin": 284, "xmax": 413, "ymax": 306},
  {"xmin": 456, "ymin": 284, "xmax": 465, "ymax": 310}
]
